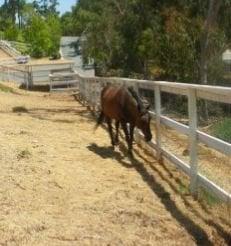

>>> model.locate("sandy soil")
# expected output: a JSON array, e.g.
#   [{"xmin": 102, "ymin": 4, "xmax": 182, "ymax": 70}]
[{"xmin": 0, "ymin": 84, "xmax": 230, "ymax": 245}]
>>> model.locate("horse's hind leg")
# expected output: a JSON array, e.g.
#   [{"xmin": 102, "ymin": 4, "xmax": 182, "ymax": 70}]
[
  {"xmin": 114, "ymin": 121, "xmax": 120, "ymax": 145},
  {"xmin": 106, "ymin": 117, "xmax": 115, "ymax": 148}
]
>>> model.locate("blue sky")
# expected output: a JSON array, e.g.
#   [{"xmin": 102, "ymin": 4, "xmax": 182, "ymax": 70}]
[
  {"xmin": 0, "ymin": 0, "xmax": 77, "ymax": 15},
  {"xmin": 58, "ymin": 0, "xmax": 77, "ymax": 14}
]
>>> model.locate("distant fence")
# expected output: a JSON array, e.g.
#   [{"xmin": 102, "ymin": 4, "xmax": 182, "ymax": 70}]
[
  {"xmin": 75, "ymin": 74, "xmax": 231, "ymax": 203},
  {"xmin": 0, "ymin": 65, "xmax": 29, "ymax": 87},
  {"xmin": 0, "ymin": 40, "xmax": 21, "ymax": 57},
  {"xmin": 49, "ymin": 72, "xmax": 78, "ymax": 92},
  {"xmin": 0, "ymin": 62, "xmax": 75, "ymax": 89}
]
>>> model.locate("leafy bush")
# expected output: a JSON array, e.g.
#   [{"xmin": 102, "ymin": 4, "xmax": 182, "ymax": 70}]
[
  {"xmin": 24, "ymin": 14, "xmax": 61, "ymax": 58},
  {"xmin": 4, "ymin": 25, "xmax": 19, "ymax": 40},
  {"xmin": 213, "ymin": 118, "xmax": 231, "ymax": 143},
  {"xmin": 47, "ymin": 15, "xmax": 61, "ymax": 58}
]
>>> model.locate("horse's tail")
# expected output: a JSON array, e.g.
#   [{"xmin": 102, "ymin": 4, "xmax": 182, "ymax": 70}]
[{"xmin": 94, "ymin": 111, "xmax": 105, "ymax": 131}]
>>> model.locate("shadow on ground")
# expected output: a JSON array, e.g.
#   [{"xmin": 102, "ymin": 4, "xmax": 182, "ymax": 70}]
[
  {"xmin": 88, "ymin": 140, "xmax": 230, "ymax": 245},
  {"xmin": 11, "ymin": 105, "xmax": 95, "ymax": 124}
]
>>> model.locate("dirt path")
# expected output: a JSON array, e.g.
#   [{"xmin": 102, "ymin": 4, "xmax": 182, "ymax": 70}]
[{"xmin": 0, "ymin": 85, "xmax": 230, "ymax": 245}]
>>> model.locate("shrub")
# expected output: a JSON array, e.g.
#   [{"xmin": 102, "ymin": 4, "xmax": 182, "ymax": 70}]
[
  {"xmin": 213, "ymin": 118, "xmax": 231, "ymax": 143},
  {"xmin": 24, "ymin": 14, "xmax": 51, "ymax": 58}
]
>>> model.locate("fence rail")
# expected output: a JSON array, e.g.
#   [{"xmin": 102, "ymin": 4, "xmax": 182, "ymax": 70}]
[
  {"xmin": 0, "ymin": 40, "xmax": 21, "ymax": 57},
  {"xmin": 75, "ymin": 74, "xmax": 231, "ymax": 203},
  {"xmin": 49, "ymin": 72, "xmax": 78, "ymax": 92},
  {"xmin": 0, "ymin": 62, "xmax": 75, "ymax": 89}
]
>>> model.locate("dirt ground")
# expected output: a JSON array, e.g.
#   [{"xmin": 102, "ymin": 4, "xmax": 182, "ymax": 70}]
[{"xmin": 0, "ymin": 83, "xmax": 230, "ymax": 245}]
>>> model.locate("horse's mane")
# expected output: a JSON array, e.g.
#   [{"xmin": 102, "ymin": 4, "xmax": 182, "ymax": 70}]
[{"xmin": 127, "ymin": 87, "xmax": 145, "ymax": 112}]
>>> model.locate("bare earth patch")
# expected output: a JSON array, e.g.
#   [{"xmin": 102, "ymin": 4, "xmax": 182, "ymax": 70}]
[{"xmin": 0, "ymin": 83, "xmax": 230, "ymax": 245}]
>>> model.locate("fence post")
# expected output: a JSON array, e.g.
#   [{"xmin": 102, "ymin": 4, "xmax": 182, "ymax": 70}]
[
  {"xmin": 154, "ymin": 85, "xmax": 162, "ymax": 161},
  {"xmin": 188, "ymin": 89, "xmax": 198, "ymax": 194}
]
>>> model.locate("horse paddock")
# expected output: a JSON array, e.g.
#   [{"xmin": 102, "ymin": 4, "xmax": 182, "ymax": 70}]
[{"xmin": 0, "ymin": 83, "xmax": 230, "ymax": 245}]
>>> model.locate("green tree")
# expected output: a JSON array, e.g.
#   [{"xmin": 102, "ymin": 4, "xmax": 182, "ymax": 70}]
[
  {"xmin": 24, "ymin": 14, "xmax": 51, "ymax": 57},
  {"xmin": 60, "ymin": 0, "xmax": 231, "ymax": 82},
  {"xmin": 60, "ymin": 11, "xmax": 75, "ymax": 36},
  {"xmin": 47, "ymin": 14, "xmax": 61, "ymax": 57}
]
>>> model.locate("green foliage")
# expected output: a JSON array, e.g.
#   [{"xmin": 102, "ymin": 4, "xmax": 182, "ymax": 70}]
[
  {"xmin": 32, "ymin": 0, "xmax": 59, "ymax": 16},
  {"xmin": 0, "ymin": 1, "xmax": 61, "ymax": 58},
  {"xmin": 61, "ymin": 12, "xmax": 76, "ymax": 36},
  {"xmin": 213, "ymin": 118, "xmax": 231, "ymax": 143},
  {"xmin": 47, "ymin": 15, "xmax": 61, "ymax": 57},
  {"xmin": 4, "ymin": 24, "xmax": 19, "ymax": 40},
  {"xmin": 65, "ymin": 0, "xmax": 231, "ymax": 82},
  {"xmin": 24, "ymin": 14, "xmax": 52, "ymax": 57},
  {"xmin": 23, "ymin": 13, "xmax": 61, "ymax": 58}
]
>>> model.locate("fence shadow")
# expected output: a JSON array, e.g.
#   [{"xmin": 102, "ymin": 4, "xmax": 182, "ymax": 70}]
[
  {"xmin": 87, "ymin": 141, "xmax": 213, "ymax": 245},
  {"xmin": 130, "ymin": 156, "xmax": 213, "ymax": 245},
  {"xmin": 11, "ymin": 105, "xmax": 96, "ymax": 124},
  {"xmin": 19, "ymin": 84, "xmax": 50, "ymax": 92},
  {"xmin": 134, "ymin": 148, "xmax": 231, "ymax": 245}
]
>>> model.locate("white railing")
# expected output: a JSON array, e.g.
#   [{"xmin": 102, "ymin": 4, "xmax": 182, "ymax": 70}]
[
  {"xmin": 0, "ymin": 40, "xmax": 21, "ymax": 57},
  {"xmin": 75, "ymin": 74, "xmax": 231, "ymax": 204},
  {"xmin": 49, "ymin": 72, "xmax": 78, "ymax": 92}
]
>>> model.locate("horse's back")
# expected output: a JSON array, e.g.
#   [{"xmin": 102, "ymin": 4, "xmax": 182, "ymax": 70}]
[{"xmin": 101, "ymin": 85, "xmax": 127, "ymax": 120}]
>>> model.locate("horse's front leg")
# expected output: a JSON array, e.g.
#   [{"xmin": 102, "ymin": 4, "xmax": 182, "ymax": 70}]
[
  {"xmin": 129, "ymin": 124, "xmax": 135, "ymax": 151},
  {"xmin": 121, "ymin": 122, "xmax": 132, "ymax": 156},
  {"xmin": 114, "ymin": 121, "xmax": 120, "ymax": 145},
  {"xmin": 106, "ymin": 117, "xmax": 115, "ymax": 148}
]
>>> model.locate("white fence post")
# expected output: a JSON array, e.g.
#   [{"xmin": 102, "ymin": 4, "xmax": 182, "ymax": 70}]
[
  {"xmin": 155, "ymin": 85, "xmax": 162, "ymax": 161},
  {"xmin": 188, "ymin": 89, "xmax": 198, "ymax": 194}
]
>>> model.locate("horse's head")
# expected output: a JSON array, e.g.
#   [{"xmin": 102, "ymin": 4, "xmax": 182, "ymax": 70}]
[{"xmin": 136, "ymin": 105, "xmax": 152, "ymax": 142}]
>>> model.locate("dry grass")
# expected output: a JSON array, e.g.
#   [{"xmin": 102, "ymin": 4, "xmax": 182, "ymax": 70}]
[{"xmin": 0, "ymin": 83, "xmax": 230, "ymax": 245}]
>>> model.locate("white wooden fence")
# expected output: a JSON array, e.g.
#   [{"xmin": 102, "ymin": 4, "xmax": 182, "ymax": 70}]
[
  {"xmin": 49, "ymin": 72, "xmax": 78, "ymax": 92},
  {"xmin": 0, "ymin": 62, "xmax": 75, "ymax": 89},
  {"xmin": 0, "ymin": 40, "xmax": 21, "ymax": 57},
  {"xmin": 75, "ymin": 74, "xmax": 231, "ymax": 204}
]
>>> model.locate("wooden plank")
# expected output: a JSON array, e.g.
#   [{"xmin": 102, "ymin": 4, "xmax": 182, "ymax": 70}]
[
  {"xmin": 197, "ymin": 130, "xmax": 231, "ymax": 156},
  {"xmin": 162, "ymin": 148, "xmax": 191, "ymax": 176},
  {"xmin": 50, "ymin": 80, "xmax": 78, "ymax": 86},
  {"xmin": 50, "ymin": 87, "xmax": 78, "ymax": 92},
  {"xmin": 149, "ymin": 111, "xmax": 156, "ymax": 119},
  {"xmin": 160, "ymin": 115, "xmax": 189, "ymax": 136},
  {"xmin": 197, "ymin": 91, "xmax": 231, "ymax": 104},
  {"xmin": 188, "ymin": 89, "xmax": 198, "ymax": 194},
  {"xmin": 83, "ymin": 76, "xmax": 231, "ymax": 104},
  {"xmin": 160, "ymin": 84, "xmax": 187, "ymax": 96},
  {"xmin": 198, "ymin": 174, "xmax": 231, "ymax": 203}
]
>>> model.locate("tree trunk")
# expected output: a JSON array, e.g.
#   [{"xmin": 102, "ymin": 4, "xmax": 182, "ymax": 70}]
[{"xmin": 199, "ymin": 0, "xmax": 222, "ymax": 122}]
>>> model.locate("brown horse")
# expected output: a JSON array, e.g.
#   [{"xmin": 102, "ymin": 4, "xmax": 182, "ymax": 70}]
[{"xmin": 95, "ymin": 84, "xmax": 152, "ymax": 155}]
